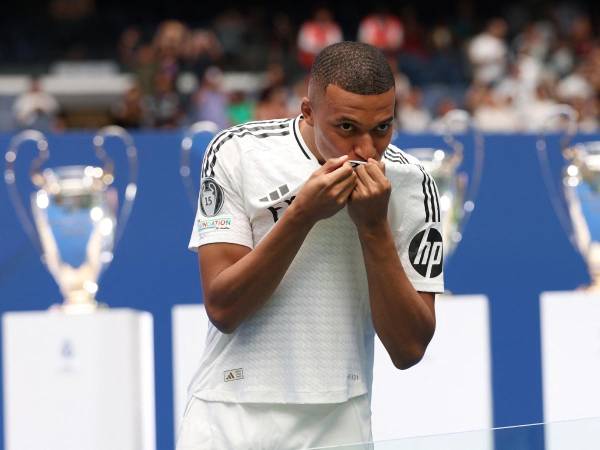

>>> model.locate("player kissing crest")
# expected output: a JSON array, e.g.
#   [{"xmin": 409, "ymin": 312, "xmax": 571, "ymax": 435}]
[{"xmin": 200, "ymin": 177, "xmax": 224, "ymax": 217}]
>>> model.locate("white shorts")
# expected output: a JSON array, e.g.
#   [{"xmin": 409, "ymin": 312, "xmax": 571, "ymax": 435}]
[{"xmin": 176, "ymin": 394, "xmax": 373, "ymax": 450}]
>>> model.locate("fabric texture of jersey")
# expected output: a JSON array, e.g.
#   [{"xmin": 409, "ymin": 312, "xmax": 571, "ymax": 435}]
[{"xmin": 188, "ymin": 116, "xmax": 444, "ymax": 404}]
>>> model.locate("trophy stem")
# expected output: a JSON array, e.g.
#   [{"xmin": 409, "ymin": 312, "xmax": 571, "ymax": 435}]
[{"xmin": 55, "ymin": 292, "xmax": 102, "ymax": 314}]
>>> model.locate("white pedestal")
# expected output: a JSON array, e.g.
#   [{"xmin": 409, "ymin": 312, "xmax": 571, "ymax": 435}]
[
  {"xmin": 540, "ymin": 291, "xmax": 600, "ymax": 450},
  {"xmin": 172, "ymin": 297, "xmax": 493, "ymax": 447},
  {"xmin": 372, "ymin": 294, "xmax": 493, "ymax": 446},
  {"xmin": 540, "ymin": 290, "xmax": 600, "ymax": 450},
  {"xmin": 541, "ymin": 290, "xmax": 600, "ymax": 421},
  {"xmin": 2, "ymin": 308, "xmax": 156, "ymax": 450},
  {"xmin": 172, "ymin": 304, "xmax": 209, "ymax": 439}
]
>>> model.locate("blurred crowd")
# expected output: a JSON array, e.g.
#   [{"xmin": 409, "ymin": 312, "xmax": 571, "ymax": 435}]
[{"xmin": 9, "ymin": 2, "xmax": 600, "ymax": 133}]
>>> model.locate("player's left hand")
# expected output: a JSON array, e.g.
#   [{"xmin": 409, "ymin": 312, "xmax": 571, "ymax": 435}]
[{"xmin": 347, "ymin": 158, "xmax": 391, "ymax": 230}]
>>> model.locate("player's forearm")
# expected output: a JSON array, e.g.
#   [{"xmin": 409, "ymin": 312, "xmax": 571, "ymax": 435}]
[
  {"xmin": 358, "ymin": 222, "xmax": 436, "ymax": 369},
  {"xmin": 205, "ymin": 204, "xmax": 315, "ymax": 333}
]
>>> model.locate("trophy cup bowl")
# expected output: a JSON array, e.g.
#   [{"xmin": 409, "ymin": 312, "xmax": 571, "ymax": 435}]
[
  {"xmin": 403, "ymin": 110, "xmax": 484, "ymax": 261},
  {"xmin": 180, "ymin": 120, "xmax": 219, "ymax": 209},
  {"xmin": 404, "ymin": 147, "xmax": 467, "ymax": 259},
  {"xmin": 537, "ymin": 104, "xmax": 600, "ymax": 290},
  {"xmin": 4, "ymin": 127, "xmax": 138, "ymax": 312},
  {"xmin": 562, "ymin": 141, "xmax": 600, "ymax": 290}
]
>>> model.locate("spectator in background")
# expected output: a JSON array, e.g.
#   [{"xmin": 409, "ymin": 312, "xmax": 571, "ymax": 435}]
[
  {"xmin": 191, "ymin": 66, "xmax": 229, "ymax": 130},
  {"xmin": 180, "ymin": 29, "xmax": 223, "ymax": 79},
  {"xmin": 111, "ymin": 83, "xmax": 146, "ymax": 129},
  {"xmin": 286, "ymin": 76, "xmax": 309, "ymax": 114},
  {"xmin": 177, "ymin": 29, "xmax": 224, "ymax": 116},
  {"xmin": 396, "ymin": 87, "xmax": 431, "ymax": 132},
  {"xmin": 264, "ymin": 62, "xmax": 287, "ymax": 90},
  {"xmin": 469, "ymin": 84, "xmax": 519, "ymax": 131},
  {"xmin": 146, "ymin": 72, "xmax": 183, "ymax": 129},
  {"xmin": 254, "ymin": 86, "xmax": 291, "ymax": 120},
  {"xmin": 425, "ymin": 25, "xmax": 467, "ymax": 85},
  {"xmin": 556, "ymin": 61, "xmax": 599, "ymax": 131},
  {"xmin": 12, "ymin": 77, "xmax": 62, "ymax": 131},
  {"xmin": 153, "ymin": 19, "xmax": 188, "ymax": 83},
  {"xmin": 568, "ymin": 14, "xmax": 594, "ymax": 61},
  {"xmin": 358, "ymin": 9, "xmax": 403, "ymax": 56},
  {"xmin": 395, "ymin": 6, "xmax": 428, "ymax": 85},
  {"xmin": 134, "ymin": 44, "xmax": 158, "ymax": 97},
  {"xmin": 227, "ymin": 90, "xmax": 254, "ymax": 125},
  {"xmin": 468, "ymin": 18, "xmax": 508, "ymax": 85},
  {"xmin": 519, "ymin": 82, "xmax": 560, "ymax": 131},
  {"xmin": 117, "ymin": 26, "xmax": 143, "ymax": 71},
  {"xmin": 297, "ymin": 7, "xmax": 343, "ymax": 71},
  {"xmin": 429, "ymin": 97, "xmax": 459, "ymax": 133}
]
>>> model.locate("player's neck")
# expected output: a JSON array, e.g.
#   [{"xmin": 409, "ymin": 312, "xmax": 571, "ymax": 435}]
[{"xmin": 299, "ymin": 117, "xmax": 325, "ymax": 164}]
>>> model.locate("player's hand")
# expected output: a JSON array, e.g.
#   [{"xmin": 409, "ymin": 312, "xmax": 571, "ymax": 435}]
[
  {"xmin": 347, "ymin": 158, "xmax": 391, "ymax": 230},
  {"xmin": 290, "ymin": 155, "xmax": 357, "ymax": 224}
]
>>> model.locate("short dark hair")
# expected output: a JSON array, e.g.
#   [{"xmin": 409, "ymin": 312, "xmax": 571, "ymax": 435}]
[{"xmin": 310, "ymin": 41, "xmax": 395, "ymax": 96}]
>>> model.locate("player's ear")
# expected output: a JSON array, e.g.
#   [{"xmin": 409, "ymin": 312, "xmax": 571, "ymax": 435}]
[{"xmin": 301, "ymin": 97, "xmax": 314, "ymax": 127}]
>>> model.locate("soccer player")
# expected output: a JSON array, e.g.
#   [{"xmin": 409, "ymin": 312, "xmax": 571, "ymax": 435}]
[{"xmin": 180, "ymin": 41, "xmax": 444, "ymax": 449}]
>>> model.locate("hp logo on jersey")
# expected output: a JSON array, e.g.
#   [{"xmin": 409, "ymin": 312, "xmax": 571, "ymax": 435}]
[
  {"xmin": 409, "ymin": 227, "xmax": 443, "ymax": 278},
  {"xmin": 200, "ymin": 177, "xmax": 224, "ymax": 217}
]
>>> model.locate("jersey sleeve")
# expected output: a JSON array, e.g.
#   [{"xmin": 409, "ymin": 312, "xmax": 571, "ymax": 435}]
[
  {"xmin": 188, "ymin": 135, "xmax": 253, "ymax": 251},
  {"xmin": 387, "ymin": 163, "xmax": 445, "ymax": 293}
]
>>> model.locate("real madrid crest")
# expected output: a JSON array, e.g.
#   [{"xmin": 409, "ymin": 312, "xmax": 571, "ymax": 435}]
[{"xmin": 200, "ymin": 177, "xmax": 224, "ymax": 217}]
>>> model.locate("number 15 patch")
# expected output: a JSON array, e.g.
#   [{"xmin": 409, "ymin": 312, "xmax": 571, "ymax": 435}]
[{"xmin": 199, "ymin": 177, "xmax": 224, "ymax": 217}]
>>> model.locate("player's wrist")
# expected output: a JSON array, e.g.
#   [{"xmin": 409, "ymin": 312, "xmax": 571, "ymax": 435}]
[
  {"xmin": 355, "ymin": 220, "xmax": 391, "ymax": 241},
  {"xmin": 286, "ymin": 200, "xmax": 318, "ymax": 229}
]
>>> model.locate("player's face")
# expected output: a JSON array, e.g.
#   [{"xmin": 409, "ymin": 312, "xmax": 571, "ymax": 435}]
[{"xmin": 304, "ymin": 84, "xmax": 395, "ymax": 162}]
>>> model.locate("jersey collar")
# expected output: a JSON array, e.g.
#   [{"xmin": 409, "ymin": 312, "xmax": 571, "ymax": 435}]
[{"xmin": 292, "ymin": 115, "xmax": 318, "ymax": 162}]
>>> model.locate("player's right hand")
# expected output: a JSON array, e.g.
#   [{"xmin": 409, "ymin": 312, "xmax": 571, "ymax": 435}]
[{"xmin": 290, "ymin": 155, "xmax": 357, "ymax": 224}]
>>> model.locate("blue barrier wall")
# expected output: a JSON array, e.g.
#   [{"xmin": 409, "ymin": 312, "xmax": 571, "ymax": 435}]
[{"xmin": 0, "ymin": 130, "xmax": 597, "ymax": 449}]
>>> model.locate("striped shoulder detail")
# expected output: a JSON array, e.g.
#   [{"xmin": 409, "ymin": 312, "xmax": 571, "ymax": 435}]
[
  {"xmin": 385, "ymin": 147, "xmax": 440, "ymax": 223},
  {"xmin": 383, "ymin": 147, "xmax": 410, "ymax": 164},
  {"xmin": 202, "ymin": 118, "xmax": 293, "ymax": 178}
]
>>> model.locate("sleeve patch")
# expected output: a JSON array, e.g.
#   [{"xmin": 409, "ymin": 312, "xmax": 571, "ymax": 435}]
[
  {"xmin": 408, "ymin": 227, "xmax": 444, "ymax": 278},
  {"xmin": 199, "ymin": 177, "xmax": 225, "ymax": 217},
  {"xmin": 197, "ymin": 215, "xmax": 233, "ymax": 232}
]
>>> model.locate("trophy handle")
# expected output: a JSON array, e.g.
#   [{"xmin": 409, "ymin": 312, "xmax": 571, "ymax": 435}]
[
  {"xmin": 3, "ymin": 129, "xmax": 50, "ymax": 251},
  {"xmin": 180, "ymin": 121, "xmax": 219, "ymax": 208},
  {"xmin": 92, "ymin": 125, "xmax": 138, "ymax": 244},
  {"xmin": 536, "ymin": 104, "xmax": 579, "ymax": 246},
  {"xmin": 441, "ymin": 109, "xmax": 485, "ymax": 219}
]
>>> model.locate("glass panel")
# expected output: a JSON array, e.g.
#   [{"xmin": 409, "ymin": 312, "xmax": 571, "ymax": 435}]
[{"xmin": 310, "ymin": 416, "xmax": 600, "ymax": 450}]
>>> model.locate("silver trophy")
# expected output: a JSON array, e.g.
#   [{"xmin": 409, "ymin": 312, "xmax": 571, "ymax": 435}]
[
  {"xmin": 537, "ymin": 105, "xmax": 600, "ymax": 290},
  {"xmin": 180, "ymin": 121, "xmax": 219, "ymax": 208},
  {"xmin": 4, "ymin": 126, "xmax": 138, "ymax": 312},
  {"xmin": 403, "ymin": 110, "xmax": 485, "ymax": 260}
]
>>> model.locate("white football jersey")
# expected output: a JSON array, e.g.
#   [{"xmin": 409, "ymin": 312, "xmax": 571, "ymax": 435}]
[{"xmin": 188, "ymin": 116, "xmax": 444, "ymax": 404}]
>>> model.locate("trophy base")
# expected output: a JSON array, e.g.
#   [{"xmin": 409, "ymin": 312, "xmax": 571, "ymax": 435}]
[{"xmin": 49, "ymin": 300, "xmax": 108, "ymax": 315}]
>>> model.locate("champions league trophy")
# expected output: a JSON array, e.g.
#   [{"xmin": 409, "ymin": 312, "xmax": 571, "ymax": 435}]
[
  {"xmin": 180, "ymin": 121, "xmax": 219, "ymax": 208},
  {"xmin": 537, "ymin": 105, "xmax": 600, "ymax": 290},
  {"xmin": 403, "ymin": 109, "xmax": 485, "ymax": 260},
  {"xmin": 4, "ymin": 126, "xmax": 138, "ymax": 312}
]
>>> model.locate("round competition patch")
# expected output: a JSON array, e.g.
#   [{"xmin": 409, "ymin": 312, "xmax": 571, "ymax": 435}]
[{"xmin": 199, "ymin": 178, "xmax": 224, "ymax": 217}]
